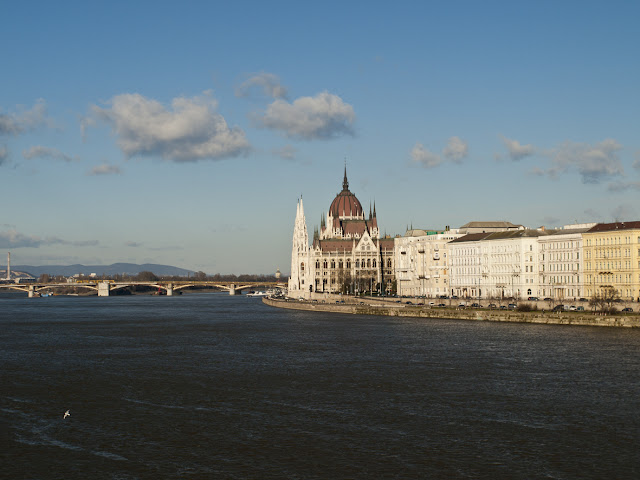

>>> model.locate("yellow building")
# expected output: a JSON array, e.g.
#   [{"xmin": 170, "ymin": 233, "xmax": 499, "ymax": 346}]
[{"xmin": 583, "ymin": 222, "xmax": 640, "ymax": 301}]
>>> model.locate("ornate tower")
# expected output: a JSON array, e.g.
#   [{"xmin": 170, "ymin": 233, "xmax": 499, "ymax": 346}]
[{"xmin": 288, "ymin": 196, "xmax": 310, "ymax": 294}]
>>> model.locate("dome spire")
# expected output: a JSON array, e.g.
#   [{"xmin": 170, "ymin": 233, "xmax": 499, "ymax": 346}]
[{"xmin": 342, "ymin": 164, "xmax": 349, "ymax": 191}]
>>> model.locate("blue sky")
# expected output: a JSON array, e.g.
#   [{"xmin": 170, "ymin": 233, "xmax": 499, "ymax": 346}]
[{"xmin": 1, "ymin": 0, "xmax": 639, "ymax": 275}]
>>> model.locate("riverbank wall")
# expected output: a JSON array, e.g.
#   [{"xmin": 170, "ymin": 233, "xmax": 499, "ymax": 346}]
[{"xmin": 262, "ymin": 297, "xmax": 640, "ymax": 328}]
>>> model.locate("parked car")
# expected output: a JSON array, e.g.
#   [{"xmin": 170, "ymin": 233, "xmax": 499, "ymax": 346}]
[
  {"xmin": 508, "ymin": 303, "xmax": 517, "ymax": 310},
  {"xmin": 499, "ymin": 305, "xmax": 507, "ymax": 310},
  {"xmin": 471, "ymin": 303, "xmax": 482, "ymax": 308},
  {"xmin": 488, "ymin": 303, "xmax": 497, "ymax": 309},
  {"xmin": 543, "ymin": 297, "xmax": 552, "ymax": 301},
  {"xmin": 429, "ymin": 301, "xmax": 436, "ymax": 306},
  {"xmin": 578, "ymin": 298, "xmax": 588, "ymax": 302},
  {"xmin": 576, "ymin": 306, "xmax": 585, "ymax": 311},
  {"xmin": 528, "ymin": 296, "xmax": 539, "ymax": 301},
  {"xmin": 569, "ymin": 305, "xmax": 577, "ymax": 311},
  {"xmin": 622, "ymin": 307, "xmax": 634, "ymax": 313},
  {"xmin": 552, "ymin": 304, "xmax": 565, "ymax": 312},
  {"xmin": 437, "ymin": 303, "xmax": 446, "ymax": 307}
]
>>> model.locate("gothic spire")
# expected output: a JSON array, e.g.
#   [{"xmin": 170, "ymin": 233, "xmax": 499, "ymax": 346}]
[{"xmin": 342, "ymin": 165, "xmax": 349, "ymax": 191}]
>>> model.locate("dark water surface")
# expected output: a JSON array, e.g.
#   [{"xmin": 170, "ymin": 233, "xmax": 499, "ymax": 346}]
[{"xmin": 1, "ymin": 292, "xmax": 639, "ymax": 479}]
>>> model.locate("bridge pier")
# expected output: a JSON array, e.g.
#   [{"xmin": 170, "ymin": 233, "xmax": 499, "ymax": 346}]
[
  {"xmin": 166, "ymin": 283, "xmax": 173, "ymax": 296},
  {"xmin": 229, "ymin": 283, "xmax": 236, "ymax": 295},
  {"xmin": 28, "ymin": 285, "xmax": 35, "ymax": 298},
  {"xmin": 98, "ymin": 281, "xmax": 110, "ymax": 297}
]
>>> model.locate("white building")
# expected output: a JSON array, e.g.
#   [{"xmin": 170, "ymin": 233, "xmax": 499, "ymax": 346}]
[
  {"xmin": 289, "ymin": 168, "xmax": 395, "ymax": 298},
  {"xmin": 449, "ymin": 224, "xmax": 594, "ymax": 300},
  {"xmin": 449, "ymin": 230, "xmax": 545, "ymax": 300},
  {"xmin": 537, "ymin": 224, "xmax": 594, "ymax": 300},
  {"xmin": 394, "ymin": 228, "xmax": 463, "ymax": 297}
]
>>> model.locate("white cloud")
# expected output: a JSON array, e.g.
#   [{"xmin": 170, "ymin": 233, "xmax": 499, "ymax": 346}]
[
  {"xmin": 501, "ymin": 136, "xmax": 535, "ymax": 160},
  {"xmin": 0, "ymin": 99, "xmax": 50, "ymax": 136},
  {"xmin": 272, "ymin": 145, "xmax": 297, "ymax": 160},
  {"xmin": 633, "ymin": 150, "xmax": 640, "ymax": 171},
  {"xmin": 87, "ymin": 163, "xmax": 122, "ymax": 176},
  {"xmin": 611, "ymin": 204, "xmax": 636, "ymax": 222},
  {"xmin": 411, "ymin": 142, "xmax": 441, "ymax": 168},
  {"xmin": 0, "ymin": 229, "xmax": 98, "ymax": 248},
  {"xmin": 255, "ymin": 91, "xmax": 355, "ymax": 140},
  {"xmin": 23, "ymin": 145, "xmax": 79, "ymax": 162},
  {"xmin": 89, "ymin": 92, "xmax": 251, "ymax": 162},
  {"xmin": 607, "ymin": 180, "xmax": 640, "ymax": 192},
  {"xmin": 443, "ymin": 136, "xmax": 468, "ymax": 163},
  {"xmin": 235, "ymin": 72, "xmax": 287, "ymax": 99},
  {"xmin": 548, "ymin": 139, "xmax": 623, "ymax": 184}
]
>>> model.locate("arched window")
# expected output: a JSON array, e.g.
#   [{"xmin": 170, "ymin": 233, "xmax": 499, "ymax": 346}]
[
  {"xmin": 356, "ymin": 260, "xmax": 360, "ymax": 268},
  {"xmin": 339, "ymin": 260, "xmax": 343, "ymax": 269},
  {"xmin": 331, "ymin": 260, "xmax": 336, "ymax": 268},
  {"xmin": 367, "ymin": 259, "xmax": 371, "ymax": 268},
  {"xmin": 387, "ymin": 258, "xmax": 392, "ymax": 268},
  {"xmin": 323, "ymin": 260, "xmax": 328, "ymax": 269},
  {"xmin": 346, "ymin": 260, "xmax": 351, "ymax": 269},
  {"xmin": 315, "ymin": 261, "xmax": 320, "ymax": 269},
  {"xmin": 527, "ymin": 288, "xmax": 532, "ymax": 295},
  {"xmin": 300, "ymin": 262, "xmax": 305, "ymax": 272},
  {"xmin": 372, "ymin": 259, "xmax": 377, "ymax": 268}
]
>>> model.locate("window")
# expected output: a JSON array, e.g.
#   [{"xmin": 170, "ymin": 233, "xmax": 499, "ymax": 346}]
[
  {"xmin": 300, "ymin": 262, "xmax": 305, "ymax": 272},
  {"xmin": 323, "ymin": 260, "xmax": 328, "ymax": 269},
  {"xmin": 331, "ymin": 260, "xmax": 335, "ymax": 268}
]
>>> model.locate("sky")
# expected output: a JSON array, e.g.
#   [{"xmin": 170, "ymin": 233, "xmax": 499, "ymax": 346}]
[{"xmin": 1, "ymin": 0, "xmax": 639, "ymax": 275}]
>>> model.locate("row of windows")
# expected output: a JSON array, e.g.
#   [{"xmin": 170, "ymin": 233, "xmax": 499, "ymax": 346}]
[
  {"xmin": 585, "ymin": 236, "xmax": 640, "ymax": 246},
  {"xmin": 308, "ymin": 258, "xmax": 394, "ymax": 270}
]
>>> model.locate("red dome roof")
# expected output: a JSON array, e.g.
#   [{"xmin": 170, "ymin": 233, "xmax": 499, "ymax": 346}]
[{"xmin": 329, "ymin": 168, "xmax": 363, "ymax": 218}]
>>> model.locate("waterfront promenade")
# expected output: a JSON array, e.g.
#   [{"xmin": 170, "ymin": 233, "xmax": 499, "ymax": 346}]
[{"xmin": 263, "ymin": 296, "xmax": 640, "ymax": 328}]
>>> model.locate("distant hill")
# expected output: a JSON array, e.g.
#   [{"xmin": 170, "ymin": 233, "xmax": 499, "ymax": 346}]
[{"xmin": 10, "ymin": 263, "xmax": 195, "ymax": 278}]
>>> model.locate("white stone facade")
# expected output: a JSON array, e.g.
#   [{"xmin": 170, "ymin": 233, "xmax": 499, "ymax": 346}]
[{"xmin": 394, "ymin": 229, "xmax": 463, "ymax": 297}]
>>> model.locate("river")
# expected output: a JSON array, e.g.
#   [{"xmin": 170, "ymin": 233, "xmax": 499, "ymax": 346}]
[{"xmin": 1, "ymin": 292, "xmax": 638, "ymax": 479}]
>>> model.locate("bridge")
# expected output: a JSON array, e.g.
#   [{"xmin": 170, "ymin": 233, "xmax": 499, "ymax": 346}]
[{"xmin": 0, "ymin": 280, "xmax": 286, "ymax": 298}]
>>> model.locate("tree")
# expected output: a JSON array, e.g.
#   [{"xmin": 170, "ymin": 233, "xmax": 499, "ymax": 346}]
[
  {"xmin": 136, "ymin": 271, "xmax": 158, "ymax": 282},
  {"xmin": 589, "ymin": 287, "xmax": 621, "ymax": 313}
]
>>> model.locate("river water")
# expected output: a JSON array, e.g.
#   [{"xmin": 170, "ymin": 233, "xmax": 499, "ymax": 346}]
[{"xmin": 1, "ymin": 292, "xmax": 639, "ymax": 479}]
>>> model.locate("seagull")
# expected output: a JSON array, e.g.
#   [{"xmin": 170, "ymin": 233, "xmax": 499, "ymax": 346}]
[{"xmin": 63, "ymin": 410, "xmax": 70, "ymax": 419}]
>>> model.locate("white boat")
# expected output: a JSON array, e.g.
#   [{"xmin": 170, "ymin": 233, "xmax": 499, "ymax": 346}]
[{"xmin": 246, "ymin": 291, "xmax": 267, "ymax": 297}]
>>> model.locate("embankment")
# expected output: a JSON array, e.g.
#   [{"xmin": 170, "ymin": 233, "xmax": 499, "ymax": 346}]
[{"xmin": 262, "ymin": 297, "xmax": 640, "ymax": 328}]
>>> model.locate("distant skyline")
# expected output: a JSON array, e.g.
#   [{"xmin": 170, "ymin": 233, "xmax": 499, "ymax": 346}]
[{"xmin": 1, "ymin": 1, "xmax": 639, "ymax": 274}]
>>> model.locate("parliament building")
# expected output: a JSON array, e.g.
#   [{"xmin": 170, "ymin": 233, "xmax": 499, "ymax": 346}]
[{"xmin": 289, "ymin": 169, "xmax": 396, "ymax": 297}]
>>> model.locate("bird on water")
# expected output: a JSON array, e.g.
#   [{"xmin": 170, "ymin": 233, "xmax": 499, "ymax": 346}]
[{"xmin": 63, "ymin": 410, "xmax": 70, "ymax": 419}]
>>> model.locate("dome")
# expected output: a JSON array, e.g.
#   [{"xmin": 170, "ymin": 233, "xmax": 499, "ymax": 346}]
[{"xmin": 329, "ymin": 168, "xmax": 363, "ymax": 218}]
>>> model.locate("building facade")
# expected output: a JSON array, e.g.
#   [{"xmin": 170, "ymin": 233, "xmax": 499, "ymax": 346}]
[
  {"xmin": 394, "ymin": 228, "xmax": 463, "ymax": 297},
  {"xmin": 289, "ymin": 169, "xmax": 395, "ymax": 297},
  {"xmin": 583, "ymin": 222, "xmax": 640, "ymax": 301},
  {"xmin": 537, "ymin": 225, "xmax": 593, "ymax": 300}
]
